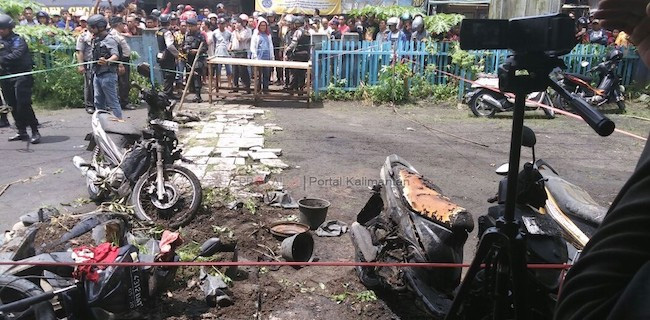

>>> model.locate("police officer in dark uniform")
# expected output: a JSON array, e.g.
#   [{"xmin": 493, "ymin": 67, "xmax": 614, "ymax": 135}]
[
  {"xmin": 182, "ymin": 18, "xmax": 207, "ymax": 103},
  {"xmin": 284, "ymin": 16, "xmax": 310, "ymax": 91},
  {"xmin": 156, "ymin": 14, "xmax": 179, "ymax": 99},
  {"xmin": 0, "ymin": 14, "xmax": 40, "ymax": 143}
]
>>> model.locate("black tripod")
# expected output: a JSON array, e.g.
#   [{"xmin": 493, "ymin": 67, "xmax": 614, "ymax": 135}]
[{"xmin": 445, "ymin": 51, "xmax": 615, "ymax": 320}]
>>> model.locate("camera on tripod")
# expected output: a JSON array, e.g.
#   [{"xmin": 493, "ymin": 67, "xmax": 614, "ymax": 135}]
[{"xmin": 459, "ymin": 13, "xmax": 576, "ymax": 55}]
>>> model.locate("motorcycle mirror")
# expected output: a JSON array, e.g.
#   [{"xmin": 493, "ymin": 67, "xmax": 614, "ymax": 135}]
[
  {"xmin": 495, "ymin": 163, "xmax": 509, "ymax": 176},
  {"xmin": 580, "ymin": 61, "xmax": 590, "ymax": 67},
  {"xmin": 522, "ymin": 126, "xmax": 536, "ymax": 148},
  {"xmin": 196, "ymin": 238, "xmax": 237, "ymax": 259},
  {"xmin": 137, "ymin": 63, "xmax": 151, "ymax": 77}
]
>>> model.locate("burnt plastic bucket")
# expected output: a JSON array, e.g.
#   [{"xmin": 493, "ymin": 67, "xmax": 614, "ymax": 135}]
[
  {"xmin": 298, "ymin": 198, "xmax": 330, "ymax": 230},
  {"xmin": 280, "ymin": 232, "xmax": 314, "ymax": 262}
]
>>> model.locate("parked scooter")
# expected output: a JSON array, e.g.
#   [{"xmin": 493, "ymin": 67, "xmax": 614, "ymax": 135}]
[
  {"xmin": 552, "ymin": 49, "xmax": 626, "ymax": 112},
  {"xmin": 465, "ymin": 74, "xmax": 556, "ymax": 119},
  {"xmin": 350, "ymin": 151, "xmax": 568, "ymax": 317},
  {"xmin": 73, "ymin": 64, "xmax": 201, "ymax": 229},
  {"xmin": 0, "ymin": 236, "xmax": 232, "ymax": 320}
]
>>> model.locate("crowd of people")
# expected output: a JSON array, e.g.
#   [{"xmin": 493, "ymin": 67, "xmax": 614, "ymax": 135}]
[{"xmin": 8, "ymin": 3, "xmax": 635, "ymax": 120}]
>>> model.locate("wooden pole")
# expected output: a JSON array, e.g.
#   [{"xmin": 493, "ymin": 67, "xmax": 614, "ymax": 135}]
[{"xmin": 177, "ymin": 41, "xmax": 205, "ymax": 112}]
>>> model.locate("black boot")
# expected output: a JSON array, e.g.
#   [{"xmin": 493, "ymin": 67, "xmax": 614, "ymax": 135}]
[
  {"xmin": 30, "ymin": 127, "xmax": 41, "ymax": 144},
  {"xmin": 0, "ymin": 114, "xmax": 9, "ymax": 128},
  {"xmin": 8, "ymin": 130, "xmax": 29, "ymax": 141}
]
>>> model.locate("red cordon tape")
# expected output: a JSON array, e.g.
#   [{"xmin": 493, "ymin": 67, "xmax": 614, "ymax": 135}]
[{"xmin": 0, "ymin": 260, "xmax": 572, "ymax": 269}]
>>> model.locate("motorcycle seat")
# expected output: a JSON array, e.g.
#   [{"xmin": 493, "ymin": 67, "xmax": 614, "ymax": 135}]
[
  {"xmin": 98, "ymin": 112, "xmax": 142, "ymax": 137},
  {"xmin": 539, "ymin": 168, "xmax": 606, "ymax": 227},
  {"xmin": 565, "ymin": 72, "xmax": 593, "ymax": 84},
  {"xmin": 397, "ymin": 169, "xmax": 474, "ymax": 232}
]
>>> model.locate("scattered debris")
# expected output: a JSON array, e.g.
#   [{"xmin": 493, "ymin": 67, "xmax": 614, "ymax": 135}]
[
  {"xmin": 263, "ymin": 191, "xmax": 299, "ymax": 209},
  {"xmin": 315, "ymin": 220, "xmax": 349, "ymax": 237},
  {"xmin": 200, "ymin": 267, "xmax": 234, "ymax": 308}
]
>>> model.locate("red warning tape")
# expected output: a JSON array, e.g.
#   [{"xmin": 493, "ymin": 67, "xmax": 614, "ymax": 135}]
[{"xmin": 0, "ymin": 260, "xmax": 572, "ymax": 270}]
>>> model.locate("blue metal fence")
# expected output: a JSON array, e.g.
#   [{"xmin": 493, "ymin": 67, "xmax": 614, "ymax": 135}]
[{"xmin": 312, "ymin": 41, "xmax": 641, "ymax": 100}]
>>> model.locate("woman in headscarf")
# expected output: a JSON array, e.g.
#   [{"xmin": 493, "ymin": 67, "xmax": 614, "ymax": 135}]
[{"xmin": 250, "ymin": 17, "xmax": 274, "ymax": 93}]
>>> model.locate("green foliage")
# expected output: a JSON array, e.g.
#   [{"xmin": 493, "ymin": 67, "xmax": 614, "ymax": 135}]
[
  {"xmin": 32, "ymin": 56, "xmax": 84, "ymax": 109},
  {"xmin": 320, "ymin": 79, "xmax": 356, "ymax": 101},
  {"xmin": 348, "ymin": 5, "xmax": 423, "ymax": 21},
  {"xmin": 356, "ymin": 290, "xmax": 378, "ymax": 302},
  {"xmin": 129, "ymin": 68, "xmax": 151, "ymax": 104},
  {"xmin": 424, "ymin": 14, "xmax": 464, "ymax": 35},
  {"xmin": 15, "ymin": 25, "xmax": 76, "ymax": 54},
  {"xmin": 0, "ymin": 0, "xmax": 41, "ymax": 19},
  {"xmin": 450, "ymin": 42, "xmax": 484, "ymax": 74}
]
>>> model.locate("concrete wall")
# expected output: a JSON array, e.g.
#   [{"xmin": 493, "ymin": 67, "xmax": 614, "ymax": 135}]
[{"xmin": 488, "ymin": 0, "xmax": 562, "ymax": 19}]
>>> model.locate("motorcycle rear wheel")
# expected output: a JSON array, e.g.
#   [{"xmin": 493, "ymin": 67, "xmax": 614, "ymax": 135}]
[
  {"xmin": 0, "ymin": 275, "xmax": 56, "ymax": 320},
  {"xmin": 132, "ymin": 165, "xmax": 202, "ymax": 229},
  {"xmin": 469, "ymin": 90, "xmax": 498, "ymax": 117}
]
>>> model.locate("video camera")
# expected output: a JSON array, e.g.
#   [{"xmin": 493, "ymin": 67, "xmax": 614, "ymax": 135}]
[{"xmin": 459, "ymin": 13, "xmax": 576, "ymax": 56}]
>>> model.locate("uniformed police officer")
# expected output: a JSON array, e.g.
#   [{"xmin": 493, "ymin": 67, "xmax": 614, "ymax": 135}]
[
  {"xmin": 88, "ymin": 14, "xmax": 122, "ymax": 119},
  {"xmin": 284, "ymin": 16, "xmax": 310, "ymax": 91},
  {"xmin": 182, "ymin": 18, "xmax": 207, "ymax": 103},
  {"xmin": 156, "ymin": 14, "xmax": 179, "ymax": 99},
  {"xmin": 0, "ymin": 14, "xmax": 40, "ymax": 143}
]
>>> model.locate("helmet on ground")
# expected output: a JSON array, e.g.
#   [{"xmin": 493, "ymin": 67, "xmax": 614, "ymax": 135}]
[
  {"xmin": 0, "ymin": 14, "xmax": 14, "ymax": 29},
  {"xmin": 159, "ymin": 14, "xmax": 170, "ymax": 23},
  {"xmin": 87, "ymin": 14, "xmax": 108, "ymax": 29}
]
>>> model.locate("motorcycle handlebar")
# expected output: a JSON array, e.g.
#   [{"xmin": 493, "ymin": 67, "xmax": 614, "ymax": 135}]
[{"xmin": 548, "ymin": 78, "xmax": 615, "ymax": 136}]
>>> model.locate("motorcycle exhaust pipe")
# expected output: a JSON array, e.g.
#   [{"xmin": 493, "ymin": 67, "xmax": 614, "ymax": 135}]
[
  {"xmin": 481, "ymin": 94, "xmax": 506, "ymax": 111},
  {"xmin": 73, "ymin": 156, "xmax": 98, "ymax": 181}
]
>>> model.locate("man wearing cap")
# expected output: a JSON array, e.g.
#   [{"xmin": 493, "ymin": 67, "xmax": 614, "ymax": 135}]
[
  {"xmin": 212, "ymin": 17, "xmax": 232, "ymax": 89},
  {"xmin": 589, "ymin": 19, "xmax": 608, "ymax": 45},
  {"xmin": 231, "ymin": 15, "xmax": 252, "ymax": 93},
  {"xmin": 216, "ymin": 3, "xmax": 226, "ymax": 14},
  {"xmin": 157, "ymin": 14, "xmax": 179, "ymax": 99},
  {"xmin": 109, "ymin": 16, "xmax": 135, "ymax": 111},
  {"xmin": 182, "ymin": 18, "xmax": 207, "ymax": 102},
  {"xmin": 76, "ymin": 16, "xmax": 95, "ymax": 114},
  {"xmin": 74, "ymin": 14, "xmax": 87, "ymax": 34}
]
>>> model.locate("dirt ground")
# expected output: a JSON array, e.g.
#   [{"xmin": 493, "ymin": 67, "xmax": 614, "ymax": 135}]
[{"xmin": 155, "ymin": 99, "xmax": 648, "ymax": 319}]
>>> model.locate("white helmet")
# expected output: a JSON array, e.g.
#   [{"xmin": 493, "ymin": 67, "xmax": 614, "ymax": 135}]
[
  {"xmin": 208, "ymin": 13, "xmax": 218, "ymax": 19},
  {"xmin": 239, "ymin": 14, "xmax": 249, "ymax": 21},
  {"xmin": 387, "ymin": 17, "xmax": 399, "ymax": 26},
  {"xmin": 253, "ymin": 11, "xmax": 259, "ymax": 18}
]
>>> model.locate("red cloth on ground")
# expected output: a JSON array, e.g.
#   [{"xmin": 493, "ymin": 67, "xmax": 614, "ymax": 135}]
[
  {"xmin": 72, "ymin": 243, "xmax": 119, "ymax": 282},
  {"xmin": 157, "ymin": 230, "xmax": 183, "ymax": 261}
]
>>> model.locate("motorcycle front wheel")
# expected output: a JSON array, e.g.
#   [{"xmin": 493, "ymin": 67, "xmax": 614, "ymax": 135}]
[
  {"xmin": 616, "ymin": 100, "xmax": 626, "ymax": 112},
  {"xmin": 132, "ymin": 165, "xmax": 202, "ymax": 229}
]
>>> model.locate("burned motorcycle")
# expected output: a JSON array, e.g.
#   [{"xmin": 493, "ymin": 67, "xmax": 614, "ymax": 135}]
[
  {"xmin": 0, "ymin": 217, "xmax": 232, "ymax": 320},
  {"xmin": 73, "ymin": 64, "xmax": 201, "ymax": 228},
  {"xmin": 350, "ymin": 153, "xmax": 569, "ymax": 318},
  {"xmin": 551, "ymin": 49, "xmax": 626, "ymax": 111},
  {"xmin": 465, "ymin": 74, "xmax": 556, "ymax": 119}
]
